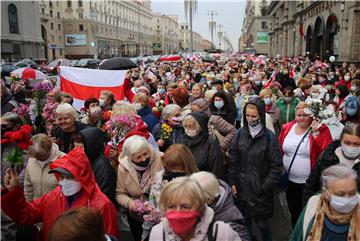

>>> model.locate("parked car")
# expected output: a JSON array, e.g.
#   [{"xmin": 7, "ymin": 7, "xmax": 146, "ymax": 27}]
[
  {"xmin": 75, "ymin": 58, "xmax": 100, "ymax": 69},
  {"xmin": 42, "ymin": 59, "xmax": 71, "ymax": 75},
  {"xmin": 1, "ymin": 64, "xmax": 17, "ymax": 78},
  {"xmin": 70, "ymin": 60, "xmax": 79, "ymax": 67},
  {"xmin": 14, "ymin": 59, "xmax": 37, "ymax": 69},
  {"xmin": 14, "ymin": 61, "xmax": 32, "ymax": 69}
]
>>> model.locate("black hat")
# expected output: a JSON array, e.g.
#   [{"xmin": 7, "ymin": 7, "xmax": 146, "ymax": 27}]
[
  {"xmin": 211, "ymin": 79, "xmax": 224, "ymax": 85},
  {"xmin": 48, "ymin": 167, "xmax": 72, "ymax": 175}
]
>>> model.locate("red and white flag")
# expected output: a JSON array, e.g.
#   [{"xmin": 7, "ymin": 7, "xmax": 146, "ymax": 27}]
[{"xmin": 59, "ymin": 66, "xmax": 126, "ymax": 110}]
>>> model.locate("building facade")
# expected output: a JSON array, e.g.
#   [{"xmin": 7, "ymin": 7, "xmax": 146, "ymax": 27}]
[
  {"xmin": 267, "ymin": 1, "xmax": 360, "ymax": 62},
  {"xmin": 152, "ymin": 14, "xmax": 179, "ymax": 55},
  {"xmin": 178, "ymin": 23, "xmax": 203, "ymax": 52},
  {"xmin": 240, "ymin": 0, "xmax": 270, "ymax": 54},
  {"xmin": 1, "ymin": 1, "xmax": 45, "ymax": 61}
]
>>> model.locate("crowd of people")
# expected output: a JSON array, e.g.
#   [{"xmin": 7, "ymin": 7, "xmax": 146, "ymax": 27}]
[{"xmin": 1, "ymin": 53, "xmax": 360, "ymax": 241}]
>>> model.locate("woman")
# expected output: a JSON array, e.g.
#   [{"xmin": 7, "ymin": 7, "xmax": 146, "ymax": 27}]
[
  {"xmin": 210, "ymin": 91, "xmax": 236, "ymax": 125},
  {"xmin": 289, "ymin": 164, "xmax": 360, "ymax": 241},
  {"xmin": 99, "ymin": 90, "xmax": 116, "ymax": 111},
  {"xmin": 333, "ymin": 84, "xmax": 350, "ymax": 111},
  {"xmin": 190, "ymin": 171, "xmax": 251, "ymax": 241},
  {"xmin": 152, "ymin": 104, "xmax": 186, "ymax": 152},
  {"xmin": 115, "ymin": 135, "xmax": 164, "ymax": 241},
  {"xmin": 149, "ymin": 177, "xmax": 241, "ymax": 241},
  {"xmin": 80, "ymin": 97, "xmax": 102, "ymax": 128},
  {"xmin": 303, "ymin": 123, "xmax": 360, "ymax": 202},
  {"xmin": 342, "ymin": 96, "xmax": 360, "ymax": 125},
  {"xmin": 171, "ymin": 87, "xmax": 191, "ymax": 118},
  {"xmin": 228, "ymin": 97, "xmax": 282, "ymax": 241},
  {"xmin": 189, "ymin": 83, "xmax": 204, "ymax": 103},
  {"xmin": 275, "ymin": 86, "xmax": 300, "ymax": 127},
  {"xmin": 133, "ymin": 92, "xmax": 159, "ymax": 132},
  {"xmin": 181, "ymin": 112, "xmax": 224, "ymax": 178},
  {"xmin": 142, "ymin": 144, "xmax": 199, "ymax": 240},
  {"xmin": 278, "ymin": 102, "xmax": 332, "ymax": 227},
  {"xmin": 51, "ymin": 103, "xmax": 89, "ymax": 153},
  {"xmin": 191, "ymin": 98, "xmax": 236, "ymax": 154},
  {"xmin": 24, "ymin": 134, "xmax": 65, "ymax": 201}
]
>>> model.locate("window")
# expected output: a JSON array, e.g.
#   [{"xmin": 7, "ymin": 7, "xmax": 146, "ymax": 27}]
[
  {"xmin": 8, "ymin": 4, "xmax": 19, "ymax": 33},
  {"xmin": 58, "ymin": 36, "xmax": 62, "ymax": 42},
  {"xmin": 49, "ymin": 1, "xmax": 53, "ymax": 8},
  {"xmin": 79, "ymin": 13, "xmax": 83, "ymax": 19},
  {"xmin": 51, "ymin": 35, "xmax": 55, "ymax": 41},
  {"xmin": 261, "ymin": 21, "xmax": 268, "ymax": 29},
  {"xmin": 78, "ymin": 0, "xmax": 82, "ymax": 8},
  {"xmin": 79, "ymin": 24, "xmax": 83, "ymax": 31},
  {"xmin": 42, "ymin": 8, "xmax": 45, "ymax": 15},
  {"xmin": 57, "ymin": 12, "xmax": 60, "ymax": 19},
  {"xmin": 50, "ymin": 10, "xmax": 53, "ymax": 17},
  {"xmin": 60, "ymin": 49, "xmax": 63, "ymax": 55},
  {"xmin": 51, "ymin": 22, "xmax": 54, "ymax": 30},
  {"xmin": 67, "ymin": 0, "xmax": 71, "ymax": 8},
  {"xmin": 58, "ymin": 24, "xmax": 61, "ymax": 30}
]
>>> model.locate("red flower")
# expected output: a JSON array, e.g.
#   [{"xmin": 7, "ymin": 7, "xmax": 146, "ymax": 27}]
[
  {"xmin": 102, "ymin": 111, "xmax": 112, "ymax": 121},
  {"xmin": 17, "ymin": 141, "xmax": 32, "ymax": 150}
]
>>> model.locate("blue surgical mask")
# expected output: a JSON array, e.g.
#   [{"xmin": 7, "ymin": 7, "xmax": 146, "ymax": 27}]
[
  {"xmin": 345, "ymin": 107, "xmax": 358, "ymax": 117},
  {"xmin": 214, "ymin": 100, "xmax": 224, "ymax": 109},
  {"xmin": 329, "ymin": 194, "xmax": 359, "ymax": 213},
  {"xmin": 264, "ymin": 97, "xmax": 272, "ymax": 105},
  {"xmin": 158, "ymin": 88, "xmax": 166, "ymax": 95}
]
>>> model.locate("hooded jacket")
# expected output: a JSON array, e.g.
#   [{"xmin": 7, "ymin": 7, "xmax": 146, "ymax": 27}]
[
  {"xmin": 212, "ymin": 180, "xmax": 251, "ymax": 241},
  {"xmin": 138, "ymin": 105, "xmax": 159, "ymax": 132},
  {"xmin": 182, "ymin": 112, "xmax": 224, "ymax": 178},
  {"xmin": 78, "ymin": 127, "xmax": 116, "ymax": 204},
  {"xmin": 227, "ymin": 97, "xmax": 282, "ymax": 218},
  {"xmin": 1, "ymin": 147, "xmax": 119, "ymax": 240}
]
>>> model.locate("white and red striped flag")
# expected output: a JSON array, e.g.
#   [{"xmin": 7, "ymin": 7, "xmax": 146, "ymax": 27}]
[{"xmin": 59, "ymin": 66, "xmax": 126, "ymax": 110}]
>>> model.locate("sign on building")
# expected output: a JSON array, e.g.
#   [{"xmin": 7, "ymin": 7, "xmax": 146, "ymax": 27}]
[
  {"xmin": 257, "ymin": 32, "xmax": 268, "ymax": 44},
  {"xmin": 65, "ymin": 34, "xmax": 87, "ymax": 46}
]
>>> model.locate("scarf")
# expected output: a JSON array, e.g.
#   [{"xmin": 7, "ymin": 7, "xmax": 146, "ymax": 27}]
[
  {"xmin": 249, "ymin": 123, "xmax": 263, "ymax": 138},
  {"xmin": 306, "ymin": 193, "xmax": 360, "ymax": 241}
]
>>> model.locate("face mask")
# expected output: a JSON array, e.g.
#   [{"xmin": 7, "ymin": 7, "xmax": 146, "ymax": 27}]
[
  {"xmin": 283, "ymin": 96, "xmax": 293, "ymax": 103},
  {"xmin": 166, "ymin": 210, "xmax": 200, "ymax": 236},
  {"xmin": 211, "ymin": 86, "xmax": 217, "ymax": 91},
  {"xmin": 319, "ymin": 78, "xmax": 325, "ymax": 83},
  {"xmin": 233, "ymin": 78, "xmax": 238, "ymax": 83},
  {"xmin": 163, "ymin": 171, "xmax": 185, "ymax": 182},
  {"xmin": 325, "ymin": 85, "xmax": 332, "ymax": 90},
  {"xmin": 345, "ymin": 107, "xmax": 358, "ymax": 117},
  {"xmin": 185, "ymin": 129, "xmax": 198, "ymax": 138},
  {"xmin": 170, "ymin": 116, "xmax": 182, "ymax": 126},
  {"xmin": 158, "ymin": 88, "xmax": 166, "ymax": 95},
  {"xmin": 214, "ymin": 100, "xmax": 224, "ymax": 109},
  {"xmin": 132, "ymin": 103, "xmax": 142, "ymax": 112},
  {"xmin": 351, "ymin": 85, "xmax": 357, "ymax": 91},
  {"xmin": 264, "ymin": 97, "xmax": 272, "ymax": 105},
  {"xmin": 341, "ymin": 144, "xmax": 360, "ymax": 159},
  {"xmin": 344, "ymin": 76, "xmax": 351, "ymax": 81},
  {"xmin": 329, "ymin": 194, "xmax": 359, "ymax": 213},
  {"xmin": 311, "ymin": 93, "xmax": 320, "ymax": 99},
  {"xmin": 133, "ymin": 157, "xmax": 151, "ymax": 171},
  {"xmin": 312, "ymin": 77, "xmax": 316, "ymax": 81},
  {"xmin": 89, "ymin": 106, "xmax": 101, "ymax": 117},
  {"xmin": 99, "ymin": 99, "xmax": 106, "ymax": 107},
  {"xmin": 247, "ymin": 118, "xmax": 260, "ymax": 127},
  {"xmin": 255, "ymin": 80, "xmax": 262, "ymax": 86},
  {"xmin": 335, "ymin": 72, "xmax": 340, "ymax": 75},
  {"xmin": 59, "ymin": 179, "xmax": 82, "ymax": 196}
]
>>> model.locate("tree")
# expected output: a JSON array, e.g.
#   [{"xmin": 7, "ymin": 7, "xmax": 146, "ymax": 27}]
[{"xmin": 184, "ymin": 0, "xmax": 198, "ymax": 53}]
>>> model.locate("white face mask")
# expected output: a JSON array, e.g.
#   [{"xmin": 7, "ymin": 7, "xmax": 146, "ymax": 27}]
[
  {"xmin": 185, "ymin": 129, "xmax": 198, "ymax": 138},
  {"xmin": 59, "ymin": 179, "xmax": 82, "ymax": 196},
  {"xmin": 99, "ymin": 99, "xmax": 106, "ymax": 107},
  {"xmin": 264, "ymin": 97, "xmax": 272, "ymax": 105},
  {"xmin": 89, "ymin": 106, "xmax": 101, "ymax": 116},
  {"xmin": 341, "ymin": 144, "xmax": 360, "ymax": 159},
  {"xmin": 132, "ymin": 103, "xmax": 142, "ymax": 112},
  {"xmin": 311, "ymin": 93, "xmax": 320, "ymax": 99},
  {"xmin": 344, "ymin": 75, "xmax": 351, "ymax": 81},
  {"xmin": 351, "ymin": 85, "xmax": 357, "ymax": 91},
  {"xmin": 329, "ymin": 194, "xmax": 359, "ymax": 213}
]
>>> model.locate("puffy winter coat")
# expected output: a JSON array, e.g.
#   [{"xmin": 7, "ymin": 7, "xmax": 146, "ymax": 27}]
[
  {"xmin": 1, "ymin": 147, "xmax": 119, "ymax": 240},
  {"xmin": 24, "ymin": 143, "xmax": 65, "ymax": 201},
  {"xmin": 149, "ymin": 206, "xmax": 241, "ymax": 241},
  {"xmin": 208, "ymin": 115, "xmax": 236, "ymax": 152},
  {"xmin": 138, "ymin": 105, "xmax": 159, "ymax": 132},
  {"xmin": 303, "ymin": 140, "xmax": 360, "ymax": 203},
  {"xmin": 227, "ymin": 97, "xmax": 282, "ymax": 218},
  {"xmin": 78, "ymin": 127, "xmax": 116, "ymax": 204}
]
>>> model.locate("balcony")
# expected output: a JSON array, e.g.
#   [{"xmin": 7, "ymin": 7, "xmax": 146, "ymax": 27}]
[{"xmin": 41, "ymin": 13, "xmax": 49, "ymax": 21}]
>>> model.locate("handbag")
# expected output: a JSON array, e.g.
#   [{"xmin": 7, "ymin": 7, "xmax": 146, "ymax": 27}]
[{"xmin": 279, "ymin": 129, "xmax": 310, "ymax": 191}]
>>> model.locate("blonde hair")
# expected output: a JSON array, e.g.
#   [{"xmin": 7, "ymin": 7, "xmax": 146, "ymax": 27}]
[
  {"xmin": 112, "ymin": 101, "xmax": 136, "ymax": 118},
  {"xmin": 259, "ymin": 88, "xmax": 272, "ymax": 99},
  {"xmin": 295, "ymin": 101, "xmax": 310, "ymax": 112},
  {"xmin": 204, "ymin": 90, "xmax": 216, "ymax": 102},
  {"xmin": 159, "ymin": 177, "xmax": 206, "ymax": 212},
  {"xmin": 189, "ymin": 172, "xmax": 219, "ymax": 204},
  {"xmin": 28, "ymin": 134, "xmax": 53, "ymax": 159},
  {"xmin": 133, "ymin": 92, "xmax": 148, "ymax": 107},
  {"xmin": 162, "ymin": 144, "xmax": 199, "ymax": 175}
]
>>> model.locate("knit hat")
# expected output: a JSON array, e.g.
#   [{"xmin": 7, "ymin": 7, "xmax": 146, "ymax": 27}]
[{"xmin": 191, "ymin": 98, "xmax": 210, "ymax": 111}]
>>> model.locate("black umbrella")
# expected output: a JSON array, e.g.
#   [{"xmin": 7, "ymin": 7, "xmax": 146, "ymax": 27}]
[{"xmin": 99, "ymin": 57, "xmax": 137, "ymax": 70}]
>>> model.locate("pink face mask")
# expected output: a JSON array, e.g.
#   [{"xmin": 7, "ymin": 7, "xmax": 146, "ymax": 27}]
[{"xmin": 166, "ymin": 210, "xmax": 200, "ymax": 236}]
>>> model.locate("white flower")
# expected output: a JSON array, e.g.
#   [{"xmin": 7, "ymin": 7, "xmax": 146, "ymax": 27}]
[{"xmin": 303, "ymin": 108, "xmax": 312, "ymax": 115}]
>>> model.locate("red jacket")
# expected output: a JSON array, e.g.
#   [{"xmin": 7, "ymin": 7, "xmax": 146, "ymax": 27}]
[
  {"xmin": 278, "ymin": 121, "xmax": 332, "ymax": 169},
  {"xmin": 124, "ymin": 78, "xmax": 135, "ymax": 103},
  {"xmin": 1, "ymin": 147, "xmax": 119, "ymax": 240}
]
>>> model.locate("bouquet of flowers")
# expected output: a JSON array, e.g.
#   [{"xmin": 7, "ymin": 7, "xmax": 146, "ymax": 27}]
[
  {"xmin": 160, "ymin": 123, "xmax": 172, "ymax": 140},
  {"xmin": 304, "ymin": 98, "xmax": 324, "ymax": 119},
  {"xmin": 12, "ymin": 103, "xmax": 31, "ymax": 125},
  {"xmin": 105, "ymin": 114, "xmax": 136, "ymax": 146},
  {"xmin": 132, "ymin": 199, "xmax": 161, "ymax": 223},
  {"xmin": 30, "ymin": 82, "xmax": 53, "ymax": 133},
  {"xmin": 9, "ymin": 73, "xmax": 21, "ymax": 83},
  {"xmin": 42, "ymin": 101, "xmax": 59, "ymax": 135},
  {"xmin": 0, "ymin": 125, "xmax": 33, "ymax": 168}
]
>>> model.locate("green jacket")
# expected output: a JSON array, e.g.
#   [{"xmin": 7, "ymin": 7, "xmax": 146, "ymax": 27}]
[{"xmin": 275, "ymin": 97, "xmax": 299, "ymax": 126}]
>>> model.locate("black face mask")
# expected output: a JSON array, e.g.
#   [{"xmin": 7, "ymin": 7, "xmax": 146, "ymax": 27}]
[
  {"xmin": 163, "ymin": 170, "xmax": 186, "ymax": 182},
  {"xmin": 135, "ymin": 157, "xmax": 151, "ymax": 168}
]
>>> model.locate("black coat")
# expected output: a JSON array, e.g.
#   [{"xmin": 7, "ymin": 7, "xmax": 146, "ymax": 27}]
[
  {"xmin": 180, "ymin": 112, "xmax": 224, "ymax": 178},
  {"xmin": 227, "ymin": 97, "xmax": 282, "ymax": 218},
  {"xmin": 79, "ymin": 127, "xmax": 116, "ymax": 204},
  {"xmin": 303, "ymin": 140, "xmax": 360, "ymax": 203},
  {"xmin": 152, "ymin": 122, "xmax": 186, "ymax": 152},
  {"xmin": 1, "ymin": 94, "xmax": 19, "ymax": 116}
]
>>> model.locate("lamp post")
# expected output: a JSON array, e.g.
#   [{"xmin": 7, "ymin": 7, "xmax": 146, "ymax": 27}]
[
  {"xmin": 293, "ymin": 27, "xmax": 296, "ymax": 57},
  {"xmin": 89, "ymin": 10, "xmax": 98, "ymax": 58},
  {"xmin": 208, "ymin": 11, "xmax": 217, "ymax": 49}
]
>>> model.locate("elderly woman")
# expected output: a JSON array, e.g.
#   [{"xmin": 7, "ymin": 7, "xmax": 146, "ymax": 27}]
[
  {"xmin": 190, "ymin": 171, "xmax": 251, "ymax": 241},
  {"xmin": 116, "ymin": 135, "xmax": 163, "ymax": 241},
  {"xmin": 149, "ymin": 177, "xmax": 241, "ymax": 241},
  {"xmin": 189, "ymin": 83, "xmax": 204, "ymax": 103},
  {"xmin": 152, "ymin": 104, "xmax": 186, "ymax": 151},
  {"xmin": 99, "ymin": 90, "xmax": 116, "ymax": 111},
  {"xmin": 259, "ymin": 88, "xmax": 278, "ymax": 134},
  {"xmin": 51, "ymin": 103, "xmax": 89, "ymax": 153},
  {"xmin": 24, "ymin": 134, "xmax": 65, "ymax": 201},
  {"xmin": 289, "ymin": 164, "xmax": 360, "ymax": 241},
  {"xmin": 278, "ymin": 102, "xmax": 332, "ymax": 227},
  {"xmin": 133, "ymin": 92, "xmax": 159, "ymax": 132},
  {"xmin": 191, "ymin": 98, "xmax": 236, "ymax": 154},
  {"xmin": 303, "ymin": 123, "xmax": 360, "ymax": 202},
  {"xmin": 180, "ymin": 112, "xmax": 224, "ymax": 178}
]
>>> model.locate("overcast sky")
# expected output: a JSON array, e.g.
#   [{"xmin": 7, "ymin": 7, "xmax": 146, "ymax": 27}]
[{"xmin": 151, "ymin": 0, "xmax": 246, "ymax": 51}]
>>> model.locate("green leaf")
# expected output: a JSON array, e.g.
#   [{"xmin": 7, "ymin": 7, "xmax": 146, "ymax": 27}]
[{"xmin": 4, "ymin": 147, "xmax": 24, "ymax": 166}]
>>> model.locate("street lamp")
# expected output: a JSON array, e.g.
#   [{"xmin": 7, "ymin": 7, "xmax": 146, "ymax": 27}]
[
  {"xmin": 207, "ymin": 11, "xmax": 217, "ymax": 49},
  {"xmin": 89, "ymin": 10, "xmax": 98, "ymax": 58}
]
